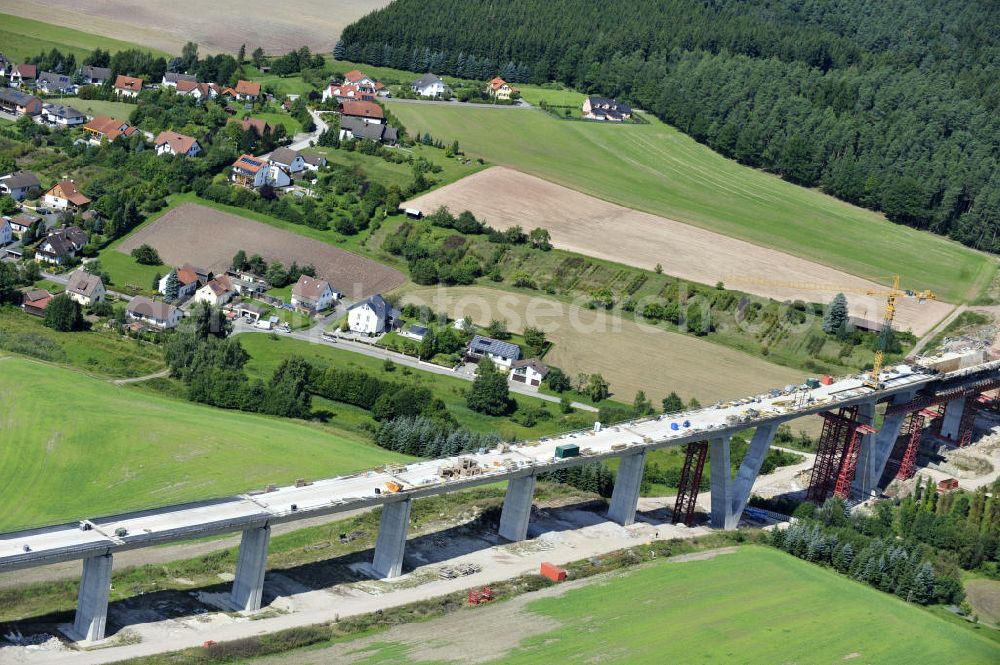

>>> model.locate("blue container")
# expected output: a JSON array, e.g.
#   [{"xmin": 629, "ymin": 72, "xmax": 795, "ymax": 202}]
[
  {"xmin": 683, "ymin": 420, "xmax": 691, "ymax": 428},
  {"xmin": 670, "ymin": 422, "xmax": 679, "ymax": 431}
]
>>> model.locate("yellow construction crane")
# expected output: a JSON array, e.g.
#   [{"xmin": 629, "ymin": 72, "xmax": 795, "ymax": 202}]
[{"xmin": 729, "ymin": 275, "xmax": 935, "ymax": 388}]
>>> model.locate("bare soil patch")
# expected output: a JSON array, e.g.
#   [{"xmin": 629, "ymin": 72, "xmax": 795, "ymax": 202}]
[
  {"xmin": 406, "ymin": 168, "xmax": 953, "ymax": 336},
  {"xmin": 1, "ymin": 0, "xmax": 390, "ymax": 54},
  {"xmin": 402, "ymin": 285, "xmax": 802, "ymax": 403},
  {"xmin": 965, "ymin": 578, "xmax": 1000, "ymax": 627},
  {"xmin": 117, "ymin": 203, "xmax": 405, "ymax": 298}
]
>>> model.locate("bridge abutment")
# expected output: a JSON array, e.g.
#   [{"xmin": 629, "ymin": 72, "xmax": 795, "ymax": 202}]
[
  {"xmin": 373, "ymin": 498, "xmax": 411, "ymax": 578},
  {"xmin": 230, "ymin": 525, "xmax": 271, "ymax": 612},
  {"xmin": 608, "ymin": 450, "xmax": 647, "ymax": 526},
  {"xmin": 498, "ymin": 475, "xmax": 536, "ymax": 541},
  {"xmin": 71, "ymin": 553, "xmax": 113, "ymax": 642}
]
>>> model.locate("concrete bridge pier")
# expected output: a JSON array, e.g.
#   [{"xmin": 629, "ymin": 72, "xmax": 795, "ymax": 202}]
[
  {"xmin": 372, "ymin": 498, "xmax": 412, "ymax": 578},
  {"xmin": 71, "ymin": 553, "xmax": 113, "ymax": 642},
  {"xmin": 853, "ymin": 391, "xmax": 915, "ymax": 498},
  {"xmin": 230, "ymin": 525, "xmax": 271, "ymax": 612},
  {"xmin": 608, "ymin": 450, "xmax": 647, "ymax": 526},
  {"xmin": 712, "ymin": 424, "xmax": 779, "ymax": 530},
  {"xmin": 498, "ymin": 475, "xmax": 536, "ymax": 541},
  {"xmin": 709, "ymin": 436, "xmax": 732, "ymax": 529},
  {"xmin": 940, "ymin": 397, "xmax": 966, "ymax": 440}
]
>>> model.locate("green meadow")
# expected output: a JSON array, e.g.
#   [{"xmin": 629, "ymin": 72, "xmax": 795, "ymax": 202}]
[
  {"xmin": 0, "ymin": 13, "xmax": 170, "ymax": 62},
  {"xmin": 387, "ymin": 102, "xmax": 993, "ymax": 304}
]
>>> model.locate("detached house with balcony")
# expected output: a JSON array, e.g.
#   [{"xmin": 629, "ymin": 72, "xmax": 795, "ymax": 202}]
[
  {"xmin": 230, "ymin": 154, "xmax": 290, "ymax": 189},
  {"xmin": 114, "ymin": 74, "xmax": 143, "ymax": 98},
  {"xmin": 154, "ymin": 130, "xmax": 201, "ymax": 157}
]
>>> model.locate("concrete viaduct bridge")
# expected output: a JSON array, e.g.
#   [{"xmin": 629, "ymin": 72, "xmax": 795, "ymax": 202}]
[{"xmin": 3, "ymin": 357, "xmax": 999, "ymax": 643}]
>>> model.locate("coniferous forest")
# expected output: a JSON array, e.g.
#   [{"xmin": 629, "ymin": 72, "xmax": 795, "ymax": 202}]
[{"xmin": 340, "ymin": 0, "xmax": 1000, "ymax": 251}]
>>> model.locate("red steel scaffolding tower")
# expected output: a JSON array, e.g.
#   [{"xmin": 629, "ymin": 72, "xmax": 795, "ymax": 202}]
[
  {"xmin": 806, "ymin": 406, "xmax": 860, "ymax": 503},
  {"xmin": 672, "ymin": 441, "xmax": 708, "ymax": 527},
  {"xmin": 897, "ymin": 409, "xmax": 940, "ymax": 480}
]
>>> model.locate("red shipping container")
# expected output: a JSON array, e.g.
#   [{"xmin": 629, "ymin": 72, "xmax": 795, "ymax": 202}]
[
  {"xmin": 820, "ymin": 375, "xmax": 834, "ymax": 385},
  {"xmin": 540, "ymin": 562, "xmax": 567, "ymax": 582}
]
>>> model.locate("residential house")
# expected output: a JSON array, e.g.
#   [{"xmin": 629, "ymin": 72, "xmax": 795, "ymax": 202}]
[
  {"xmin": 0, "ymin": 170, "xmax": 41, "ymax": 200},
  {"xmin": 239, "ymin": 117, "xmax": 272, "ymax": 137},
  {"xmin": 176, "ymin": 80, "xmax": 220, "ymax": 99},
  {"xmin": 7, "ymin": 212, "xmax": 40, "ymax": 237},
  {"xmin": 291, "ymin": 275, "xmax": 337, "ymax": 312},
  {"xmin": 486, "ymin": 77, "xmax": 518, "ymax": 101},
  {"xmin": 21, "ymin": 289, "xmax": 52, "ymax": 316},
  {"xmin": 65, "ymin": 270, "xmax": 106, "ymax": 306},
  {"xmin": 268, "ymin": 147, "xmax": 306, "ymax": 174},
  {"xmin": 466, "ymin": 335, "xmax": 522, "ymax": 369},
  {"xmin": 78, "ymin": 66, "xmax": 111, "ymax": 85},
  {"xmin": 230, "ymin": 80, "xmax": 261, "ymax": 101},
  {"xmin": 343, "ymin": 70, "xmax": 376, "ymax": 89},
  {"xmin": 114, "ymin": 74, "xmax": 143, "ymax": 98},
  {"xmin": 0, "ymin": 54, "xmax": 10, "ymax": 77},
  {"xmin": 0, "ymin": 89, "xmax": 42, "ymax": 116},
  {"xmin": 347, "ymin": 294, "xmax": 399, "ymax": 334},
  {"xmin": 339, "ymin": 100, "xmax": 384, "ymax": 125},
  {"xmin": 43, "ymin": 180, "xmax": 90, "ymax": 210},
  {"xmin": 509, "ymin": 359, "xmax": 549, "ymax": 387},
  {"xmin": 582, "ymin": 96, "xmax": 632, "ymax": 122},
  {"xmin": 161, "ymin": 72, "xmax": 197, "ymax": 88},
  {"xmin": 321, "ymin": 83, "xmax": 373, "ymax": 103},
  {"xmin": 10, "ymin": 64, "xmax": 37, "ymax": 87},
  {"xmin": 300, "ymin": 151, "xmax": 327, "ymax": 171},
  {"xmin": 0, "ymin": 217, "xmax": 11, "ymax": 246},
  {"xmin": 42, "ymin": 103, "xmax": 86, "ymax": 127},
  {"xmin": 34, "ymin": 226, "xmax": 88, "ymax": 264},
  {"xmin": 411, "ymin": 73, "xmax": 447, "ymax": 98},
  {"xmin": 127, "ymin": 296, "xmax": 182, "ymax": 329},
  {"xmin": 338, "ymin": 116, "xmax": 398, "ymax": 144},
  {"xmin": 36, "ymin": 71, "xmax": 74, "ymax": 95},
  {"xmin": 230, "ymin": 154, "xmax": 291, "ymax": 189},
  {"xmin": 154, "ymin": 130, "xmax": 202, "ymax": 157},
  {"xmin": 194, "ymin": 275, "xmax": 235, "ymax": 306},
  {"xmin": 82, "ymin": 115, "xmax": 136, "ymax": 143},
  {"xmin": 158, "ymin": 264, "xmax": 206, "ymax": 300},
  {"xmin": 400, "ymin": 323, "xmax": 429, "ymax": 342}
]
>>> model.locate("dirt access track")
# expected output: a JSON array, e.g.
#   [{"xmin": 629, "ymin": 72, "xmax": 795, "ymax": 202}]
[
  {"xmin": 118, "ymin": 203, "xmax": 405, "ymax": 299},
  {"xmin": 0, "ymin": 0, "xmax": 390, "ymax": 54},
  {"xmin": 406, "ymin": 167, "xmax": 953, "ymax": 337}
]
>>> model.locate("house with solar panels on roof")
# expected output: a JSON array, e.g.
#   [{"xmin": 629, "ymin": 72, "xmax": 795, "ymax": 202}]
[
  {"xmin": 465, "ymin": 335, "xmax": 522, "ymax": 370},
  {"xmin": 230, "ymin": 154, "xmax": 291, "ymax": 189}
]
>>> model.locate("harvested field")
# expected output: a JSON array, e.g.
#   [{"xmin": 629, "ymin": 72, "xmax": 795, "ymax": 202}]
[
  {"xmin": 407, "ymin": 167, "xmax": 954, "ymax": 337},
  {"xmin": 0, "ymin": 0, "xmax": 389, "ymax": 54},
  {"xmin": 401, "ymin": 285, "xmax": 802, "ymax": 403},
  {"xmin": 117, "ymin": 203, "xmax": 405, "ymax": 299}
]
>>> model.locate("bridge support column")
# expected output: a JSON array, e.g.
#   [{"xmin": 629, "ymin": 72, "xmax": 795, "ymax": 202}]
[
  {"xmin": 709, "ymin": 436, "xmax": 732, "ymax": 529},
  {"xmin": 853, "ymin": 392, "xmax": 914, "ymax": 498},
  {"xmin": 499, "ymin": 475, "xmax": 536, "ymax": 542},
  {"xmin": 373, "ymin": 498, "xmax": 411, "ymax": 578},
  {"xmin": 230, "ymin": 525, "xmax": 271, "ymax": 612},
  {"xmin": 608, "ymin": 450, "xmax": 647, "ymax": 526},
  {"xmin": 72, "ymin": 553, "xmax": 113, "ymax": 642},
  {"xmin": 722, "ymin": 423, "xmax": 779, "ymax": 530},
  {"xmin": 940, "ymin": 397, "xmax": 966, "ymax": 440}
]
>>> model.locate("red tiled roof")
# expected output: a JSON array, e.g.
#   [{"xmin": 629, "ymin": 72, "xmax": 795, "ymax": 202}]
[
  {"xmin": 154, "ymin": 130, "xmax": 198, "ymax": 155},
  {"xmin": 175, "ymin": 264, "xmax": 200, "ymax": 286},
  {"xmin": 488, "ymin": 77, "xmax": 508, "ymax": 91},
  {"xmin": 13, "ymin": 64, "xmax": 37, "ymax": 78},
  {"xmin": 239, "ymin": 117, "xmax": 271, "ymax": 136},
  {"xmin": 340, "ymin": 100, "xmax": 383, "ymax": 120},
  {"xmin": 83, "ymin": 115, "xmax": 136, "ymax": 141},
  {"xmin": 344, "ymin": 70, "xmax": 367, "ymax": 83},
  {"xmin": 45, "ymin": 180, "xmax": 90, "ymax": 206},
  {"xmin": 114, "ymin": 74, "xmax": 143, "ymax": 92},
  {"xmin": 235, "ymin": 80, "xmax": 261, "ymax": 96},
  {"xmin": 232, "ymin": 154, "xmax": 265, "ymax": 174}
]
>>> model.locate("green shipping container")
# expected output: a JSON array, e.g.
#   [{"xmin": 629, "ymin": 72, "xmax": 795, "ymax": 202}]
[
  {"xmin": 555, "ymin": 444, "xmax": 580, "ymax": 459},
  {"xmin": 806, "ymin": 378, "xmax": 821, "ymax": 389}
]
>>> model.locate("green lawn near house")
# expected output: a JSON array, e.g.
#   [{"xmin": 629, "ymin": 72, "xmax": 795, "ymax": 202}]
[
  {"xmin": 516, "ymin": 84, "xmax": 587, "ymax": 107},
  {"xmin": 71, "ymin": 99, "xmax": 138, "ymax": 120},
  {"xmin": 387, "ymin": 102, "xmax": 993, "ymax": 304},
  {"xmin": 0, "ymin": 13, "xmax": 170, "ymax": 62},
  {"xmin": 249, "ymin": 110, "xmax": 303, "ymax": 137},
  {"xmin": 0, "ymin": 355, "xmax": 402, "ymax": 532},
  {"xmin": 237, "ymin": 333, "xmax": 597, "ymax": 439}
]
